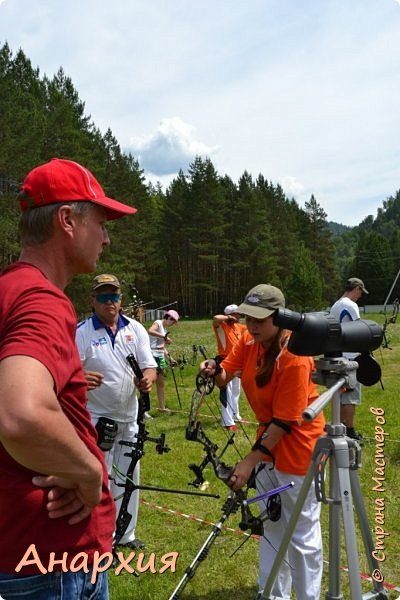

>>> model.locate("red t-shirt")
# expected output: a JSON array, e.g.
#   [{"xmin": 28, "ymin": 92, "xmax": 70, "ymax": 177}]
[
  {"xmin": 222, "ymin": 330, "xmax": 325, "ymax": 475},
  {"xmin": 0, "ymin": 263, "xmax": 115, "ymax": 573}
]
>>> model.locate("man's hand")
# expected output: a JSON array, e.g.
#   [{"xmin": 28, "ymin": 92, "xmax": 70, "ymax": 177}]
[
  {"xmin": 134, "ymin": 367, "xmax": 157, "ymax": 393},
  {"xmin": 84, "ymin": 370, "xmax": 104, "ymax": 391},
  {"xmin": 32, "ymin": 472, "xmax": 102, "ymax": 524},
  {"xmin": 227, "ymin": 315, "xmax": 239, "ymax": 323}
]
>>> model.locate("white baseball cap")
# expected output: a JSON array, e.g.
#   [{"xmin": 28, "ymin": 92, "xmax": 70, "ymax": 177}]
[{"xmin": 224, "ymin": 304, "xmax": 239, "ymax": 315}]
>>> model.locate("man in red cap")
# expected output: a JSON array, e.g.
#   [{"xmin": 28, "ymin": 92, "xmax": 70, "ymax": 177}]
[{"xmin": 0, "ymin": 159, "xmax": 136, "ymax": 599}]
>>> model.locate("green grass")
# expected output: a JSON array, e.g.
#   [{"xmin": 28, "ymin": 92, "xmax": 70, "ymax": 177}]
[{"xmin": 109, "ymin": 316, "xmax": 400, "ymax": 599}]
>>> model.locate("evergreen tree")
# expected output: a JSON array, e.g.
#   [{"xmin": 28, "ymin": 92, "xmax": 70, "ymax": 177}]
[
  {"xmin": 285, "ymin": 243, "xmax": 325, "ymax": 310},
  {"xmin": 42, "ymin": 68, "xmax": 95, "ymax": 161},
  {"xmin": 0, "ymin": 45, "xmax": 46, "ymax": 177},
  {"xmin": 353, "ymin": 231, "xmax": 394, "ymax": 304},
  {"xmin": 184, "ymin": 156, "xmax": 229, "ymax": 314},
  {"xmin": 231, "ymin": 172, "xmax": 277, "ymax": 294},
  {"xmin": 161, "ymin": 170, "xmax": 191, "ymax": 313},
  {"xmin": 303, "ymin": 194, "xmax": 340, "ymax": 302}
]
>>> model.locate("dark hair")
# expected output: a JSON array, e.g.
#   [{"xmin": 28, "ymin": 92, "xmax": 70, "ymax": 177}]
[
  {"xmin": 255, "ymin": 329, "xmax": 288, "ymax": 388},
  {"xmin": 345, "ymin": 282, "xmax": 359, "ymax": 292}
]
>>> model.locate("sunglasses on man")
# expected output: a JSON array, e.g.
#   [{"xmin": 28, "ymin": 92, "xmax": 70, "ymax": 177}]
[{"xmin": 95, "ymin": 293, "xmax": 121, "ymax": 303}]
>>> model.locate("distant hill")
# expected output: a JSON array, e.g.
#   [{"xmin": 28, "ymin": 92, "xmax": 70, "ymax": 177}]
[{"xmin": 328, "ymin": 221, "xmax": 353, "ymax": 235}]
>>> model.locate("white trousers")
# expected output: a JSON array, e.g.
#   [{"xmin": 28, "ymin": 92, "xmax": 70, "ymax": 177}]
[
  {"xmin": 256, "ymin": 465, "xmax": 323, "ymax": 600},
  {"xmin": 220, "ymin": 377, "xmax": 241, "ymax": 426},
  {"xmin": 102, "ymin": 419, "xmax": 140, "ymax": 544}
]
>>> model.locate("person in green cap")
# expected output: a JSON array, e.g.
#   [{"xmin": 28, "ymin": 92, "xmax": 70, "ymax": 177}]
[
  {"xmin": 329, "ymin": 276, "xmax": 369, "ymax": 441},
  {"xmin": 201, "ymin": 284, "xmax": 324, "ymax": 600}
]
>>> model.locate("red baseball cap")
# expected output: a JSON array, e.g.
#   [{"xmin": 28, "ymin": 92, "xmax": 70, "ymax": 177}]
[{"xmin": 19, "ymin": 158, "xmax": 137, "ymax": 221}]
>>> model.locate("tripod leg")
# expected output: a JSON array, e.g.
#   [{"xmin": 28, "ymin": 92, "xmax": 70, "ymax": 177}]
[
  {"xmin": 350, "ymin": 469, "xmax": 388, "ymax": 598},
  {"xmin": 327, "ymin": 454, "xmax": 343, "ymax": 600},
  {"xmin": 333, "ymin": 442, "xmax": 364, "ymax": 600}
]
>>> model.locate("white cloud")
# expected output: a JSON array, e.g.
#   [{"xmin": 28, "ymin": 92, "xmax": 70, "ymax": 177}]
[
  {"xmin": 279, "ymin": 176, "xmax": 306, "ymax": 198},
  {"xmin": 1, "ymin": 0, "xmax": 400, "ymax": 225},
  {"xmin": 127, "ymin": 117, "xmax": 219, "ymax": 176}
]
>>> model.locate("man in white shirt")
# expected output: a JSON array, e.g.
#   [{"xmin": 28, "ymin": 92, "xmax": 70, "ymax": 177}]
[
  {"xmin": 76, "ymin": 273, "xmax": 156, "ymax": 549},
  {"xmin": 329, "ymin": 277, "xmax": 368, "ymax": 440}
]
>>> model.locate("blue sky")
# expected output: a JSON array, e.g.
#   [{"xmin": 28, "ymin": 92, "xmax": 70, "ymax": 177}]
[{"xmin": 1, "ymin": 0, "xmax": 400, "ymax": 226}]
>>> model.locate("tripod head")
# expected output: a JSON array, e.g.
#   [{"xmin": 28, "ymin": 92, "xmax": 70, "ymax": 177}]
[
  {"xmin": 302, "ymin": 356, "xmax": 358, "ymax": 428},
  {"xmin": 313, "ymin": 355, "xmax": 358, "ymax": 389}
]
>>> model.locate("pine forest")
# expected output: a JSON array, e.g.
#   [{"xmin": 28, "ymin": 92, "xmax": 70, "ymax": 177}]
[{"xmin": 1, "ymin": 42, "xmax": 400, "ymax": 316}]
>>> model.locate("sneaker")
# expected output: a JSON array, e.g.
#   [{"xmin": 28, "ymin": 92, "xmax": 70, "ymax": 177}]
[
  {"xmin": 233, "ymin": 414, "xmax": 242, "ymax": 422},
  {"xmin": 120, "ymin": 538, "xmax": 145, "ymax": 550},
  {"xmin": 346, "ymin": 427, "xmax": 364, "ymax": 441},
  {"xmin": 225, "ymin": 424, "xmax": 238, "ymax": 432},
  {"xmin": 143, "ymin": 412, "xmax": 153, "ymax": 420}
]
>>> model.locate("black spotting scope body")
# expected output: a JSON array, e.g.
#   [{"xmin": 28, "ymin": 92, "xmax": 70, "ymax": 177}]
[{"xmin": 273, "ymin": 308, "xmax": 383, "ymax": 357}]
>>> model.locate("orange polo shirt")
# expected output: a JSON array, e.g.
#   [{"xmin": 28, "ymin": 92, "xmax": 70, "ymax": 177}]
[
  {"xmin": 213, "ymin": 320, "xmax": 246, "ymax": 357},
  {"xmin": 222, "ymin": 330, "xmax": 325, "ymax": 475}
]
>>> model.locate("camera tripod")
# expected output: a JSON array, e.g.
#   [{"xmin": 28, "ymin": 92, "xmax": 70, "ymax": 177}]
[{"xmin": 261, "ymin": 356, "xmax": 388, "ymax": 600}]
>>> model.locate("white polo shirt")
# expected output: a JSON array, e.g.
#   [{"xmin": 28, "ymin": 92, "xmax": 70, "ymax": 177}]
[
  {"xmin": 329, "ymin": 296, "xmax": 360, "ymax": 323},
  {"xmin": 329, "ymin": 296, "xmax": 360, "ymax": 360},
  {"xmin": 76, "ymin": 314, "xmax": 156, "ymax": 422}
]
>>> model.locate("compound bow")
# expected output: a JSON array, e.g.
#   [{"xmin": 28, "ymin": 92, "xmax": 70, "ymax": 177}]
[
  {"xmin": 184, "ymin": 349, "xmax": 290, "ymax": 537},
  {"xmin": 113, "ymin": 354, "xmax": 218, "ymax": 554},
  {"xmin": 113, "ymin": 353, "xmax": 170, "ymax": 549},
  {"xmin": 171, "ymin": 365, "xmax": 294, "ymax": 600},
  {"xmin": 382, "ymin": 297, "xmax": 399, "ymax": 349}
]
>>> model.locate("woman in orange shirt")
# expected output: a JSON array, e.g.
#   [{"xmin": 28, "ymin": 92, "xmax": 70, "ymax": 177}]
[{"xmin": 202, "ymin": 284, "xmax": 324, "ymax": 600}]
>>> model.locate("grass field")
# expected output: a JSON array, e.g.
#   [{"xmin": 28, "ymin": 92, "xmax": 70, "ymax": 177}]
[{"xmin": 108, "ymin": 316, "xmax": 400, "ymax": 600}]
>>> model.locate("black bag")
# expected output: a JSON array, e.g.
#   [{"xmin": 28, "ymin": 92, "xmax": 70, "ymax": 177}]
[{"xmin": 95, "ymin": 417, "xmax": 118, "ymax": 451}]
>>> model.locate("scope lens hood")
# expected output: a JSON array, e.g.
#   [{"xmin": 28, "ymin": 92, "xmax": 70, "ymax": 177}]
[{"xmin": 355, "ymin": 353, "xmax": 382, "ymax": 386}]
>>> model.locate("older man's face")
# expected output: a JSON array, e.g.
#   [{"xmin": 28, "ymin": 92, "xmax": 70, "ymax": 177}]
[{"xmin": 92, "ymin": 284, "xmax": 122, "ymax": 324}]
